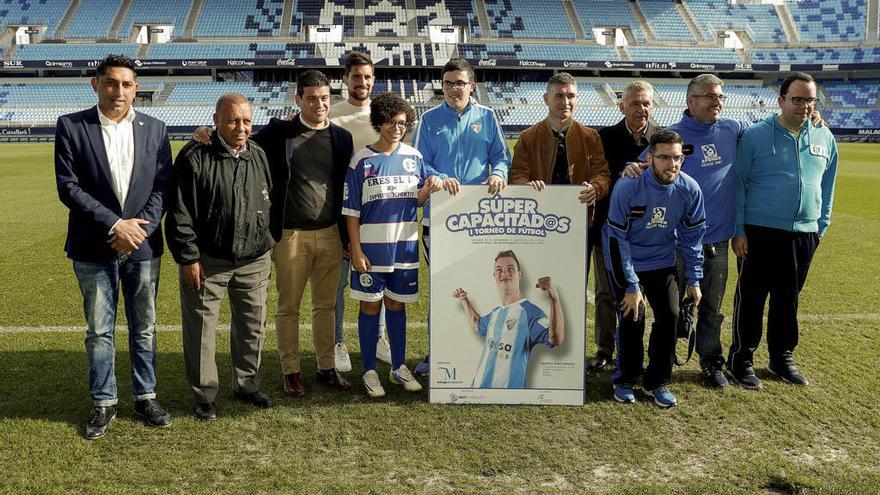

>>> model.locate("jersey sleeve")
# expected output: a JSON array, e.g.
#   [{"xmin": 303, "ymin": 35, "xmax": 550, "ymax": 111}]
[
  {"xmin": 528, "ymin": 304, "xmax": 552, "ymax": 349},
  {"xmin": 342, "ymin": 159, "xmax": 363, "ymax": 218},
  {"xmin": 604, "ymin": 181, "xmax": 641, "ymax": 293},
  {"xmin": 678, "ymin": 185, "xmax": 706, "ymax": 287},
  {"xmin": 477, "ymin": 312, "xmax": 491, "ymax": 337}
]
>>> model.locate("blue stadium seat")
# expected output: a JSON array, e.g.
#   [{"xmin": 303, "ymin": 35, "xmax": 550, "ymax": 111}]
[
  {"xmin": 685, "ymin": 0, "xmax": 786, "ymax": 43},
  {"xmin": 0, "ymin": 0, "xmax": 68, "ymax": 39},
  {"xmin": 148, "ymin": 42, "xmax": 316, "ymax": 59},
  {"xmin": 627, "ymin": 46, "xmax": 740, "ymax": 64},
  {"xmin": 822, "ymin": 80, "xmax": 880, "ymax": 107},
  {"xmin": 751, "ymin": 47, "xmax": 880, "ymax": 64},
  {"xmin": 14, "ymin": 43, "xmax": 139, "ymax": 60},
  {"xmin": 638, "ymin": 1, "xmax": 694, "ymax": 42}
]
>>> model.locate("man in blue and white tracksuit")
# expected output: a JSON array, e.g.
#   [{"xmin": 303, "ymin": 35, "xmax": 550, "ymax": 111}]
[
  {"xmin": 728, "ymin": 72, "xmax": 838, "ymax": 389},
  {"xmin": 637, "ymin": 74, "xmax": 747, "ymax": 388},
  {"xmin": 412, "ymin": 58, "xmax": 512, "ymax": 375},
  {"xmin": 605, "ymin": 130, "xmax": 706, "ymax": 408}
]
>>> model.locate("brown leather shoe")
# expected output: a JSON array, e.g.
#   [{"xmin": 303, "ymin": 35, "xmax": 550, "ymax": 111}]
[
  {"xmin": 282, "ymin": 372, "xmax": 306, "ymax": 397},
  {"xmin": 316, "ymin": 368, "xmax": 352, "ymax": 391}
]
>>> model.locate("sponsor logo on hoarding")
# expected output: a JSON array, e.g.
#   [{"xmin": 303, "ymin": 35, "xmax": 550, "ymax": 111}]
[
  {"xmin": 604, "ymin": 61, "xmax": 635, "ymax": 68},
  {"xmin": 45, "ymin": 61, "xmax": 73, "ymax": 68},
  {"xmin": 563, "ymin": 61, "xmax": 590, "ymax": 68},
  {"xmin": 821, "ymin": 64, "xmax": 839, "ymax": 71},
  {"xmin": 689, "ymin": 63, "xmax": 716, "ymax": 70},
  {"xmin": 276, "ymin": 58, "xmax": 297, "ymax": 66},
  {"xmin": 644, "ymin": 62, "xmax": 677, "ymax": 70},
  {"xmin": 226, "ymin": 59, "xmax": 255, "ymax": 66},
  {"xmin": 181, "ymin": 60, "xmax": 208, "ymax": 67},
  {"xmin": 2, "ymin": 61, "xmax": 23, "ymax": 68},
  {"xmin": 478, "ymin": 59, "xmax": 497, "ymax": 66},
  {"xmin": 0, "ymin": 128, "xmax": 31, "ymax": 135},
  {"xmin": 735, "ymin": 63, "xmax": 753, "ymax": 71},
  {"xmin": 858, "ymin": 129, "xmax": 880, "ymax": 135},
  {"xmin": 519, "ymin": 60, "xmax": 546, "ymax": 67}
]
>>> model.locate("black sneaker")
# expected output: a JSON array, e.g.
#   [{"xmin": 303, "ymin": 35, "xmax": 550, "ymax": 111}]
[
  {"xmin": 194, "ymin": 402, "xmax": 218, "ymax": 421},
  {"xmin": 85, "ymin": 405, "xmax": 116, "ymax": 440},
  {"xmin": 727, "ymin": 365, "xmax": 762, "ymax": 390},
  {"xmin": 768, "ymin": 361, "xmax": 809, "ymax": 386},
  {"xmin": 587, "ymin": 351, "xmax": 612, "ymax": 373},
  {"xmin": 133, "ymin": 399, "xmax": 172, "ymax": 428},
  {"xmin": 701, "ymin": 366, "xmax": 729, "ymax": 389},
  {"xmin": 233, "ymin": 390, "xmax": 275, "ymax": 408}
]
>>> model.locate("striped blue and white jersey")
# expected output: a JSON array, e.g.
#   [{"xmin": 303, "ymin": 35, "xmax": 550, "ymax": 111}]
[
  {"xmin": 343, "ymin": 143, "xmax": 427, "ymax": 273},
  {"xmin": 472, "ymin": 298, "xmax": 552, "ymax": 389}
]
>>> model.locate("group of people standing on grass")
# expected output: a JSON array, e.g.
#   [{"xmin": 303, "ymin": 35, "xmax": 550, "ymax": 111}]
[{"xmin": 55, "ymin": 52, "xmax": 837, "ymax": 440}]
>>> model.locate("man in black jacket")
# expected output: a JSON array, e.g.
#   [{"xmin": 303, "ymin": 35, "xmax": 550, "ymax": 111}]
[
  {"xmin": 166, "ymin": 94, "xmax": 276, "ymax": 421},
  {"xmin": 591, "ymin": 80, "xmax": 659, "ymax": 372}
]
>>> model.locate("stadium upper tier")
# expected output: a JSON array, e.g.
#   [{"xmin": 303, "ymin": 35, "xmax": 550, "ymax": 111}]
[
  {"xmin": 1, "ymin": 0, "xmax": 876, "ymax": 45},
  {"xmin": 1, "ymin": 78, "xmax": 877, "ymax": 130}
]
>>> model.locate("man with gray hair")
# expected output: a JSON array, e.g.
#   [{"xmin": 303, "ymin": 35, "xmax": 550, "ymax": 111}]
[
  {"xmin": 590, "ymin": 80, "xmax": 658, "ymax": 373},
  {"xmin": 166, "ymin": 93, "xmax": 276, "ymax": 420}
]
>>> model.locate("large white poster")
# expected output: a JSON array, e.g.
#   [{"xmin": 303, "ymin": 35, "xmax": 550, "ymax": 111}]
[{"xmin": 429, "ymin": 185, "xmax": 587, "ymax": 406}]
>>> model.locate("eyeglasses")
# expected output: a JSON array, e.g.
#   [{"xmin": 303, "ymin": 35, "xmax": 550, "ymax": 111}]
[
  {"xmin": 385, "ymin": 121, "xmax": 413, "ymax": 130},
  {"xmin": 654, "ymin": 154, "xmax": 685, "ymax": 164},
  {"xmin": 692, "ymin": 94, "xmax": 726, "ymax": 102},
  {"xmin": 442, "ymin": 80, "xmax": 471, "ymax": 89},
  {"xmin": 784, "ymin": 96, "xmax": 820, "ymax": 106}
]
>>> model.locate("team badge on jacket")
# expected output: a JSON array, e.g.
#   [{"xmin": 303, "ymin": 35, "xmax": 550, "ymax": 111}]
[
  {"xmin": 700, "ymin": 143, "xmax": 722, "ymax": 167},
  {"xmin": 470, "ymin": 123, "xmax": 482, "ymax": 134},
  {"xmin": 646, "ymin": 207, "xmax": 668, "ymax": 229}
]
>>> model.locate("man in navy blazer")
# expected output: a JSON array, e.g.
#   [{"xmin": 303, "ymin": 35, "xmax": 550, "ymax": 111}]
[{"xmin": 55, "ymin": 54, "xmax": 173, "ymax": 440}]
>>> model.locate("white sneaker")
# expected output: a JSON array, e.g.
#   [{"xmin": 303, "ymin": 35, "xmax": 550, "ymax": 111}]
[
  {"xmin": 376, "ymin": 335, "xmax": 392, "ymax": 364},
  {"xmin": 334, "ymin": 342, "xmax": 352, "ymax": 373},
  {"xmin": 389, "ymin": 365, "xmax": 422, "ymax": 392},
  {"xmin": 362, "ymin": 370, "xmax": 385, "ymax": 398}
]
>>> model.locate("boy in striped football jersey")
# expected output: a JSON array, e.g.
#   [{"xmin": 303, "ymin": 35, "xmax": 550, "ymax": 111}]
[{"xmin": 343, "ymin": 92, "xmax": 442, "ymax": 398}]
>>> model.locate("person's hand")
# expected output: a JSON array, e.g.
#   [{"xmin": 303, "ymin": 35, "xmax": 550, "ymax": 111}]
[
  {"xmin": 181, "ymin": 262, "xmax": 203, "ymax": 291},
  {"xmin": 578, "ymin": 182, "xmax": 596, "ymax": 205},
  {"xmin": 732, "ymin": 236, "xmax": 748, "ymax": 258},
  {"xmin": 686, "ymin": 285, "xmax": 702, "ymax": 307},
  {"xmin": 109, "ymin": 218, "xmax": 150, "ymax": 251},
  {"xmin": 192, "ymin": 126, "xmax": 212, "ymax": 144},
  {"xmin": 351, "ymin": 250, "xmax": 371, "ymax": 273},
  {"xmin": 528, "ymin": 180, "xmax": 546, "ymax": 191},
  {"xmin": 621, "ymin": 290, "xmax": 644, "ymax": 320},
  {"xmin": 441, "ymin": 177, "xmax": 461, "ymax": 195},
  {"xmin": 810, "ymin": 110, "xmax": 825, "ymax": 128},
  {"xmin": 452, "ymin": 288, "xmax": 468, "ymax": 299},
  {"xmin": 535, "ymin": 276, "xmax": 558, "ymax": 301},
  {"xmin": 485, "ymin": 175, "xmax": 506, "ymax": 194},
  {"xmin": 286, "ymin": 113, "xmax": 297, "ymax": 121},
  {"xmin": 622, "ymin": 162, "xmax": 648, "ymax": 179},
  {"xmin": 424, "ymin": 175, "xmax": 442, "ymax": 192}
]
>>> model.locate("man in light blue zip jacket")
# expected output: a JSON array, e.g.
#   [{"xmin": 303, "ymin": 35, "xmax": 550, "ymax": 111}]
[
  {"xmin": 728, "ymin": 72, "xmax": 838, "ymax": 390},
  {"xmin": 412, "ymin": 58, "xmax": 512, "ymax": 375}
]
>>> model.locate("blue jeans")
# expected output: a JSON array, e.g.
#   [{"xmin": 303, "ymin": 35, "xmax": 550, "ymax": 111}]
[
  {"xmin": 73, "ymin": 257, "xmax": 161, "ymax": 406},
  {"xmin": 335, "ymin": 257, "xmax": 383, "ymax": 343},
  {"xmin": 677, "ymin": 240, "xmax": 729, "ymax": 369}
]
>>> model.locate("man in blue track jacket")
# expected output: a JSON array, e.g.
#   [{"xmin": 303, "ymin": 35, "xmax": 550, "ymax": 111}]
[
  {"xmin": 728, "ymin": 72, "xmax": 838, "ymax": 390},
  {"xmin": 604, "ymin": 130, "xmax": 706, "ymax": 408}
]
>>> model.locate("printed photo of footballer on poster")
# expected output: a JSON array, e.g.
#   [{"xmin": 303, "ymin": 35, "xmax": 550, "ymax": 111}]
[{"xmin": 429, "ymin": 185, "xmax": 587, "ymax": 406}]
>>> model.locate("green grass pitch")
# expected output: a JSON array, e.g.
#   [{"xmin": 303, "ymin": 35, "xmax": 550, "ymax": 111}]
[{"xmin": 0, "ymin": 141, "xmax": 878, "ymax": 494}]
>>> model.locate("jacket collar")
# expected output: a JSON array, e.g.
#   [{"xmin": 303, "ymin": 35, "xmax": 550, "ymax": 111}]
[{"xmin": 679, "ymin": 109, "xmax": 716, "ymax": 133}]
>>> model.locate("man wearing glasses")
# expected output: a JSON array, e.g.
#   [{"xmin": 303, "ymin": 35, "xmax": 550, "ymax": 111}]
[
  {"xmin": 603, "ymin": 130, "xmax": 706, "ymax": 408},
  {"xmin": 728, "ymin": 72, "xmax": 838, "ymax": 389},
  {"xmin": 412, "ymin": 58, "xmax": 512, "ymax": 375}
]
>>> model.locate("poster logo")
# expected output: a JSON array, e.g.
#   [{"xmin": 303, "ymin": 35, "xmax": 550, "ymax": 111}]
[{"xmin": 445, "ymin": 196, "xmax": 571, "ymax": 237}]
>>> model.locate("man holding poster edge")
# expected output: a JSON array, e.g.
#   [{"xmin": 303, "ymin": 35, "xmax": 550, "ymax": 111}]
[{"xmin": 452, "ymin": 250, "xmax": 564, "ymax": 389}]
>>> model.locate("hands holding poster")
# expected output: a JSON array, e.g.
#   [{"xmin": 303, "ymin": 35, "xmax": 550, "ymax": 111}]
[{"xmin": 429, "ymin": 185, "xmax": 587, "ymax": 405}]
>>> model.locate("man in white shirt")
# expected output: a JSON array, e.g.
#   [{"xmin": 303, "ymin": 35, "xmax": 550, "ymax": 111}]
[
  {"xmin": 329, "ymin": 51, "xmax": 392, "ymax": 372},
  {"xmin": 55, "ymin": 54, "xmax": 173, "ymax": 439}
]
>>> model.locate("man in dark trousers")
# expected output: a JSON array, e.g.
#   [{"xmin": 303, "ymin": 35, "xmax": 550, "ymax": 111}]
[
  {"xmin": 592, "ymin": 80, "xmax": 659, "ymax": 372},
  {"xmin": 55, "ymin": 54, "xmax": 173, "ymax": 439},
  {"xmin": 166, "ymin": 94, "xmax": 276, "ymax": 421}
]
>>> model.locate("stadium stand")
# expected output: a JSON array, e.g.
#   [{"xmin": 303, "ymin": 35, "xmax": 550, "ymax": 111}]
[
  {"xmin": 195, "ymin": 0, "xmax": 285, "ymax": 38},
  {"xmin": 572, "ymin": 0, "xmax": 645, "ymax": 42},
  {"xmin": 822, "ymin": 80, "xmax": 880, "ymax": 107},
  {"xmin": 414, "ymin": 0, "xmax": 480, "ymax": 37},
  {"xmin": 483, "ymin": 81, "xmax": 606, "ymax": 105},
  {"xmin": 148, "ymin": 43, "xmax": 316, "ymax": 59},
  {"xmin": 483, "ymin": 0, "xmax": 575, "ymax": 39},
  {"xmin": 296, "ymin": 0, "xmax": 355, "ymax": 37},
  {"xmin": 0, "ymin": 0, "xmax": 69, "ymax": 39},
  {"xmin": 684, "ymin": 0, "xmax": 786, "ymax": 43},
  {"xmin": 363, "ymin": 0, "xmax": 408, "ymax": 37},
  {"xmin": 323, "ymin": 43, "xmax": 453, "ymax": 66},
  {"xmin": 14, "ymin": 43, "xmax": 139, "ymax": 60},
  {"xmin": 457, "ymin": 43, "xmax": 616, "ymax": 61},
  {"xmin": 627, "ymin": 46, "xmax": 740, "ymax": 64},
  {"xmin": 637, "ymin": 1, "xmax": 694, "ymax": 42},
  {"xmin": 751, "ymin": 47, "xmax": 880, "ymax": 65},
  {"xmin": 64, "ymin": 0, "xmax": 122, "ymax": 39},
  {"xmin": 116, "ymin": 0, "xmax": 192, "ymax": 39},
  {"xmin": 787, "ymin": 0, "xmax": 866, "ymax": 43}
]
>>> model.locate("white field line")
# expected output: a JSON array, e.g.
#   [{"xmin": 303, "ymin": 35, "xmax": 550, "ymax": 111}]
[{"xmin": 0, "ymin": 313, "xmax": 878, "ymax": 334}]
